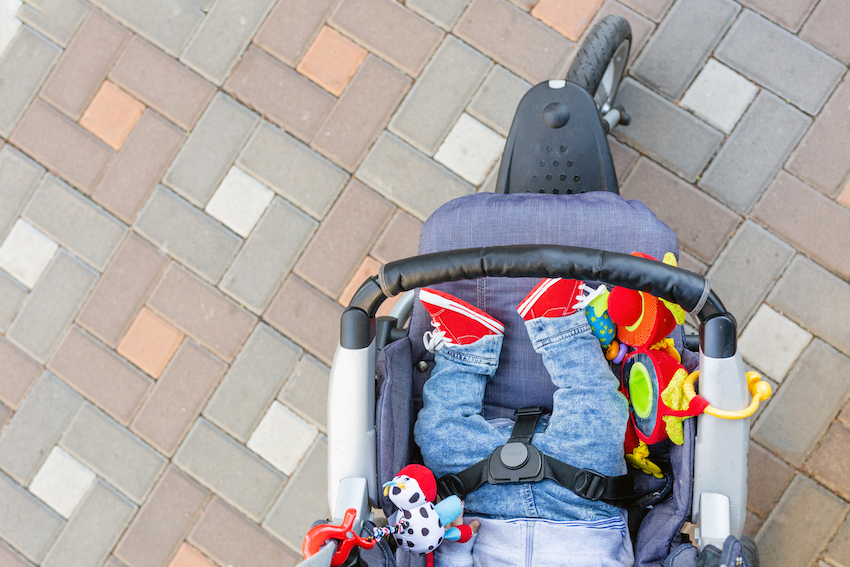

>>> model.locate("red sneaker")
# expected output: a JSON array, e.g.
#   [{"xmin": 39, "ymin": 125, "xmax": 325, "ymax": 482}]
[
  {"xmin": 517, "ymin": 278, "xmax": 587, "ymax": 320},
  {"xmin": 419, "ymin": 288, "xmax": 504, "ymax": 351}
]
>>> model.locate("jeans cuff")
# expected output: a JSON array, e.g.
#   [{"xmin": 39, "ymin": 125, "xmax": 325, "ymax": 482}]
[{"xmin": 524, "ymin": 311, "xmax": 591, "ymax": 350}]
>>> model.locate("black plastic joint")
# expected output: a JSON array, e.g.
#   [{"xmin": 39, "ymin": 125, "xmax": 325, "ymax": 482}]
[
  {"xmin": 340, "ymin": 307, "xmax": 373, "ymax": 350},
  {"xmin": 574, "ymin": 469, "xmax": 606, "ymax": 501},
  {"xmin": 700, "ymin": 313, "xmax": 737, "ymax": 358}
]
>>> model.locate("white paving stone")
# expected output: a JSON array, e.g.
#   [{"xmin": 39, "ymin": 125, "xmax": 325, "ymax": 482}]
[
  {"xmin": 0, "ymin": 0, "xmax": 21, "ymax": 56},
  {"xmin": 247, "ymin": 401, "xmax": 317, "ymax": 475},
  {"xmin": 29, "ymin": 446, "xmax": 96, "ymax": 519},
  {"xmin": 205, "ymin": 166, "xmax": 274, "ymax": 237},
  {"xmin": 739, "ymin": 304, "xmax": 812, "ymax": 382},
  {"xmin": 0, "ymin": 218, "xmax": 58, "ymax": 288},
  {"xmin": 680, "ymin": 59, "xmax": 758, "ymax": 134},
  {"xmin": 434, "ymin": 114, "xmax": 505, "ymax": 186}
]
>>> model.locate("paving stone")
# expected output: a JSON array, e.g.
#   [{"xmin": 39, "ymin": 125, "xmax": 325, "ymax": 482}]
[
  {"xmin": 753, "ymin": 171, "xmax": 850, "ymax": 280},
  {"xmin": 0, "ymin": 540, "xmax": 34, "ymax": 567},
  {"xmin": 337, "ymin": 256, "xmax": 382, "ymax": 307},
  {"xmin": 190, "ymin": 498, "xmax": 299, "ymax": 567},
  {"xmin": 739, "ymin": 305, "xmax": 812, "ymax": 382},
  {"xmin": 752, "ymin": 340, "xmax": 850, "ymax": 466},
  {"xmin": 631, "ymin": 0, "xmax": 739, "ymax": 100},
  {"xmin": 247, "ymin": 401, "xmax": 317, "ymax": 475},
  {"xmin": 264, "ymin": 276, "xmax": 344, "ymax": 365},
  {"xmin": 80, "ymin": 80, "xmax": 146, "ymax": 150},
  {"xmin": 10, "ymin": 99, "xmax": 113, "ymax": 194},
  {"xmin": 756, "ymin": 475, "xmax": 848, "ymax": 567},
  {"xmin": 117, "ymin": 308, "xmax": 184, "ymax": 379},
  {"xmin": 225, "ymin": 47, "xmax": 335, "ymax": 142},
  {"xmin": 619, "ymin": 158, "xmax": 740, "ymax": 263},
  {"xmin": 164, "ymin": 93, "xmax": 259, "ymax": 207},
  {"xmin": 840, "ymin": 401, "xmax": 850, "ymax": 429},
  {"xmin": 531, "ymin": 0, "xmax": 603, "ymax": 41},
  {"xmin": 0, "ymin": 337, "xmax": 40, "ymax": 410},
  {"xmin": 263, "ymin": 437, "xmax": 329, "ymax": 550},
  {"xmin": 434, "ymin": 114, "xmax": 505, "ymax": 185},
  {"xmin": 455, "ymin": 0, "xmax": 572, "ymax": 84},
  {"xmin": 738, "ymin": 0, "xmax": 818, "ymax": 32},
  {"xmin": 700, "ymin": 92, "xmax": 810, "ymax": 214},
  {"xmin": 801, "ymin": 0, "xmax": 850, "ymax": 65},
  {"xmin": 358, "ymin": 133, "xmax": 475, "ymax": 221},
  {"xmin": 312, "ymin": 56, "xmax": 411, "ymax": 174},
  {"xmin": 39, "ymin": 10, "xmax": 130, "ymax": 120},
  {"xmin": 407, "ymin": 0, "xmax": 470, "ymax": 29},
  {"xmin": 295, "ymin": 181, "xmax": 395, "ymax": 298},
  {"xmin": 49, "ymin": 325, "xmax": 152, "ymax": 425},
  {"xmin": 0, "ymin": 26, "xmax": 61, "ymax": 137},
  {"xmin": 0, "ymin": 146, "xmax": 44, "ymax": 242},
  {"xmin": 0, "ymin": 471, "xmax": 64, "ymax": 563},
  {"xmin": 7, "ymin": 250, "xmax": 97, "ymax": 363},
  {"xmin": 0, "ymin": 2, "xmax": 22, "ymax": 56},
  {"xmin": 91, "ymin": 0, "xmax": 204, "ymax": 57},
  {"xmin": 41, "ymin": 479, "xmax": 136, "ymax": 567},
  {"xmin": 106, "ymin": 557, "xmax": 130, "ymax": 567},
  {"xmin": 61, "ymin": 404, "xmax": 167, "ymax": 503},
  {"xmin": 204, "ymin": 167, "xmax": 274, "ymax": 238},
  {"xmin": 804, "ymin": 422, "xmax": 850, "ymax": 501},
  {"xmin": 716, "ymin": 10, "xmax": 845, "ymax": 115},
  {"xmin": 786, "ymin": 79, "xmax": 850, "ymax": 198},
  {"xmin": 0, "ymin": 373, "xmax": 82, "ymax": 484},
  {"xmin": 135, "ymin": 187, "xmax": 242, "ymax": 283},
  {"xmin": 0, "ymin": 403, "xmax": 10, "ymax": 435},
  {"xmin": 296, "ymin": 26, "xmax": 367, "ymax": 96},
  {"xmin": 612, "ymin": 80, "xmax": 723, "ymax": 182},
  {"xmin": 742, "ymin": 512, "xmax": 762, "ymax": 540},
  {"xmin": 468, "ymin": 66, "xmax": 531, "ymax": 137},
  {"xmin": 680, "ymin": 59, "xmax": 758, "ymax": 134},
  {"xmin": 220, "ymin": 198, "xmax": 318, "ymax": 314},
  {"xmin": 0, "ymin": 219, "xmax": 57, "ymax": 289},
  {"xmin": 747, "ymin": 442, "xmax": 794, "ymax": 518},
  {"xmin": 23, "ymin": 175, "xmax": 127, "ymax": 271},
  {"xmin": 76, "ymin": 233, "xmax": 168, "ymax": 347},
  {"xmin": 109, "ymin": 37, "xmax": 215, "ymax": 130},
  {"xmin": 704, "ymin": 221, "xmax": 794, "ymax": 327},
  {"xmin": 279, "ymin": 355, "xmax": 330, "ymax": 431},
  {"xmin": 586, "ymin": 1, "xmax": 655, "ymax": 67},
  {"xmin": 370, "ymin": 210, "xmax": 422, "ymax": 264},
  {"xmin": 93, "ymin": 110, "xmax": 186, "ymax": 223},
  {"xmin": 147, "ymin": 263, "xmax": 257, "ymax": 362},
  {"xmin": 619, "ymin": 0, "xmax": 673, "ymax": 21},
  {"xmin": 608, "ymin": 137, "xmax": 639, "ymax": 183},
  {"xmin": 168, "ymin": 544, "xmax": 216, "ymax": 567},
  {"xmin": 174, "ymin": 419, "xmax": 285, "ymax": 521},
  {"xmin": 252, "ymin": 0, "xmax": 336, "ymax": 66},
  {"xmin": 390, "ymin": 36, "xmax": 492, "ymax": 156},
  {"xmin": 826, "ymin": 515, "xmax": 850, "ymax": 567},
  {"xmin": 114, "ymin": 466, "xmax": 209, "ymax": 567},
  {"xmin": 180, "ymin": 0, "xmax": 276, "ymax": 85},
  {"xmin": 204, "ymin": 324, "xmax": 301, "ymax": 442},
  {"xmin": 28, "ymin": 446, "xmax": 96, "ymax": 519},
  {"xmin": 131, "ymin": 341, "xmax": 225, "ymax": 457}
]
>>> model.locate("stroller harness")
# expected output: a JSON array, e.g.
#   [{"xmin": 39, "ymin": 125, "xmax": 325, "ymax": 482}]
[{"xmin": 436, "ymin": 406, "xmax": 636, "ymax": 506}]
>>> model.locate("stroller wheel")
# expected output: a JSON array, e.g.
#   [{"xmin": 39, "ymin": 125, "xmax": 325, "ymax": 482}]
[{"xmin": 567, "ymin": 15, "xmax": 632, "ymax": 115}]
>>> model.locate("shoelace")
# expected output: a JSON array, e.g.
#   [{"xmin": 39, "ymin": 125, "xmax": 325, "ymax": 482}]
[
  {"xmin": 573, "ymin": 283, "xmax": 606, "ymax": 311},
  {"xmin": 423, "ymin": 322, "xmax": 452, "ymax": 352}
]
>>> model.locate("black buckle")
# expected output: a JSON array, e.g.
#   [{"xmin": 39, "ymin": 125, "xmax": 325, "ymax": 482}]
[
  {"xmin": 573, "ymin": 469, "xmax": 606, "ymax": 501},
  {"xmin": 514, "ymin": 406, "xmax": 544, "ymax": 417},
  {"xmin": 437, "ymin": 474, "xmax": 465, "ymax": 500}
]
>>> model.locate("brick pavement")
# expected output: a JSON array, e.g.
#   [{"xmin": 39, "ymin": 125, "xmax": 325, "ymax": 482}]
[{"xmin": 0, "ymin": 0, "xmax": 847, "ymax": 565}]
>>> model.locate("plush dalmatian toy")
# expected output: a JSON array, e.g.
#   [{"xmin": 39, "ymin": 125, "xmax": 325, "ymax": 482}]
[{"xmin": 384, "ymin": 465, "xmax": 473, "ymax": 564}]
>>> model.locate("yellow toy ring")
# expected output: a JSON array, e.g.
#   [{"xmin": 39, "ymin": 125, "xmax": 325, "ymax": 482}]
[{"xmin": 682, "ymin": 370, "xmax": 771, "ymax": 419}]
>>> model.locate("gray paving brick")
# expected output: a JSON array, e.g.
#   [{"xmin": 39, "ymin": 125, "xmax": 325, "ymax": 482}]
[
  {"xmin": 220, "ymin": 198, "xmax": 317, "ymax": 314},
  {"xmin": 0, "ymin": 146, "xmax": 44, "ymax": 242},
  {"xmin": 620, "ymin": 0, "xmax": 673, "ymax": 22},
  {"xmin": 237, "ymin": 122, "xmax": 348, "ymax": 219},
  {"xmin": 0, "ymin": 26, "xmax": 61, "ymax": 137},
  {"xmin": 263, "ymin": 437, "xmax": 328, "ymax": 549},
  {"xmin": 17, "ymin": 0, "xmax": 86, "ymax": 47},
  {"xmin": 739, "ymin": 0, "xmax": 818, "ymax": 33},
  {"xmin": 752, "ymin": 340, "xmax": 850, "ymax": 467},
  {"xmin": 61, "ymin": 405, "xmax": 167, "ymax": 504},
  {"xmin": 174, "ymin": 418, "xmax": 286, "ymax": 522},
  {"xmin": 164, "ymin": 93, "xmax": 259, "ymax": 207},
  {"xmin": 390, "ymin": 36, "xmax": 492, "ymax": 155},
  {"xmin": 23, "ymin": 176, "xmax": 126, "ymax": 271},
  {"xmin": 407, "ymin": 0, "xmax": 470, "ymax": 29},
  {"xmin": 253, "ymin": 0, "xmax": 336, "ymax": 66},
  {"xmin": 0, "ymin": 373, "xmax": 82, "ymax": 484},
  {"xmin": 613, "ymin": 79, "xmax": 723, "ymax": 182},
  {"xmin": 357, "ymin": 133, "xmax": 474, "ymax": 220},
  {"xmin": 6, "ymin": 250, "xmax": 98, "ymax": 363},
  {"xmin": 91, "ymin": 0, "xmax": 205, "ymax": 56},
  {"xmin": 467, "ymin": 66, "xmax": 530, "ymax": 137},
  {"xmin": 0, "ymin": 338, "xmax": 40, "ymax": 410},
  {"xmin": 826, "ymin": 515, "xmax": 850, "ymax": 567},
  {"xmin": 632, "ymin": 0, "xmax": 739, "ymax": 100},
  {"xmin": 180, "ymin": 0, "xmax": 276, "ymax": 85},
  {"xmin": 0, "ymin": 268, "xmax": 27, "ymax": 333},
  {"xmin": 135, "ymin": 186, "xmax": 241, "ymax": 283},
  {"xmin": 699, "ymin": 92, "xmax": 811, "ymax": 214},
  {"xmin": 706, "ymin": 221, "xmax": 794, "ymax": 327},
  {"xmin": 0, "ymin": 539, "xmax": 34, "ymax": 567},
  {"xmin": 716, "ymin": 10, "xmax": 845, "ymax": 115},
  {"xmin": 204, "ymin": 324, "xmax": 301, "ymax": 442},
  {"xmin": 279, "ymin": 355, "xmax": 330, "ymax": 431},
  {"xmin": 0, "ymin": 473, "xmax": 64, "ymax": 563},
  {"xmin": 42, "ymin": 480, "xmax": 136, "ymax": 567}
]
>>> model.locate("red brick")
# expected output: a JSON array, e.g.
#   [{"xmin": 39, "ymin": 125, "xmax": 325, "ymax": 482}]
[
  {"xmin": 370, "ymin": 209, "xmax": 422, "ymax": 264},
  {"xmin": 804, "ymin": 422, "xmax": 850, "ymax": 501},
  {"xmin": 0, "ymin": 540, "xmax": 33, "ymax": 567},
  {"xmin": 747, "ymin": 442, "xmax": 795, "ymax": 518},
  {"xmin": 532, "ymin": 0, "xmax": 604, "ymax": 41},
  {"xmin": 117, "ymin": 307, "xmax": 184, "ymax": 379},
  {"xmin": 79, "ymin": 80, "xmax": 146, "ymax": 150},
  {"xmin": 0, "ymin": 403, "xmax": 11, "ymax": 434},
  {"xmin": 296, "ymin": 26, "xmax": 366, "ymax": 96},
  {"xmin": 0, "ymin": 336, "xmax": 41, "ymax": 410},
  {"xmin": 801, "ymin": 0, "xmax": 850, "ymax": 64},
  {"xmin": 253, "ymin": 0, "xmax": 337, "ymax": 66},
  {"xmin": 169, "ymin": 544, "xmax": 216, "ymax": 567}
]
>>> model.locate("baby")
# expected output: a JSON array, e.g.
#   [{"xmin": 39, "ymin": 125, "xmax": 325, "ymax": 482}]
[{"xmin": 413, "ymin": 278, "xmax": 634, "ymax": 567}]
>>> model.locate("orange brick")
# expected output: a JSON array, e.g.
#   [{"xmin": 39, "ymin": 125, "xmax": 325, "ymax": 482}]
[
  {"xmin": 80, "ymin": 80, "xmax": 146, "ymax": 150},
  {"xmin": 117, "ymin": 307, "xmax": 184, "ymax": 378},
  {"xmin": 337, "ymin": 256, "xmax": 400, "ymax": 317},
  {"xmin": 296, "ymin": 26, "xmax": 367, "ymax": 96},
  {"xmin": 837, "ymin": 177, "xmax": 850, "ymax": 209},
  {"xmin": 532, "ymin": 0, "xmax": 605, "ymax": 41},
  {"xmin": 169, "ymin": 543, "xmax": 216, "ymax": 567}
]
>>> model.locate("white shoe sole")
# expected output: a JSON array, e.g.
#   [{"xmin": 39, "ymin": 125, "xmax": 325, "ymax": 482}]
[{"xmin": 419, "ymin": 289, "xmax": 504, "ymax": 334}]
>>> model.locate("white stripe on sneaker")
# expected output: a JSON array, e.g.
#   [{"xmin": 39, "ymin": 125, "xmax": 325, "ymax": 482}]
[
  {"xmin": 419, "ymin": 289, "xmax": 504, "ymax": 334},
  {"xmin": 517, "ymin": 278, "xmax": 560, "ymax": 318}
]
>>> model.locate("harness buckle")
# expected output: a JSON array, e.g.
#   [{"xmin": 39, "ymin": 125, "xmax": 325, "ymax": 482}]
[{"xmin": 574, "ymin": 469, "xmax": 607, "ymax": 501}]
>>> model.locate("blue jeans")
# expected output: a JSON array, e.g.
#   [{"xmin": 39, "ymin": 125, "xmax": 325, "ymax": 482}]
[{"xmin": 413, "ymin": 311, "xmax": 629, "ymax": 521}]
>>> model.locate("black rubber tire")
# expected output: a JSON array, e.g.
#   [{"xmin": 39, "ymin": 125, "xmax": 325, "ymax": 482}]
[
  {"xmin": 566, "ymin": 15, "xmax": 632, "ymax": 112},
  {"xmin": 740, "ymin": 534, "xmax": 759, "ymax": 567}
]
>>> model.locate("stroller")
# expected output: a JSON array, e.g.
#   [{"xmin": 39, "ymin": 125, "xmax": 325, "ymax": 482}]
[{"xmin": 301, "ymin": 16, "xmax": 766, "ymax": 567}]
